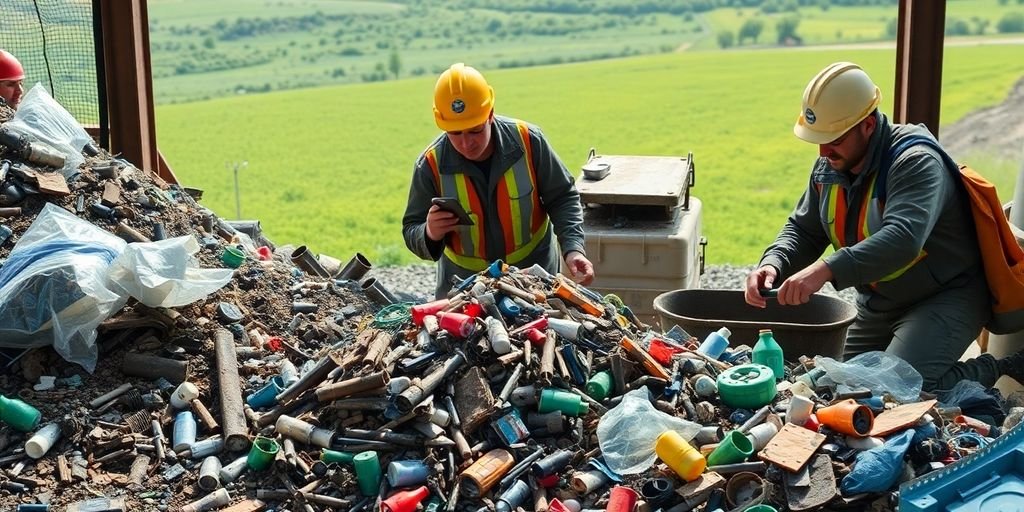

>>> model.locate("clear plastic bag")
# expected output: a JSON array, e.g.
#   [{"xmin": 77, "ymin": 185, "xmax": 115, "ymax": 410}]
[
  {"xmin": 6, "ymin": 83, "xmax": 93, "ymax": 176},
  {"xmin": 107, "ymin": 235, "xmax": 233, "ymax": 307},
  {"xmin": 596, "ymin": 386, "xmax": 700, "ymax": 474},
  {"xmin": 0, "ymin": 204, "xmax": 127, "ymax": 372},
  {"xmin": 815, "ymin": 351, "xmax": 922, "ymax": 403}
]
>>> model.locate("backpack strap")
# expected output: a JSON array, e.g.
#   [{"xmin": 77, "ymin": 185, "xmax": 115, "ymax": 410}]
[{"xmin": 877, "ymin": 134, "xmax": 961, "ymax": 202}]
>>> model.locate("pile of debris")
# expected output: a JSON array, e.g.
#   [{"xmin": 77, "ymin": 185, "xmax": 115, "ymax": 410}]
[{"xmin": 0, "ymin": 99, "xmax": 1021, "ymax": 512}]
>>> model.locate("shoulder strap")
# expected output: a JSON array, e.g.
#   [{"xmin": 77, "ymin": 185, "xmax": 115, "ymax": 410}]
[{"xmin": 877, "ymin": 135, "xmax": 960, "ymax": 202}]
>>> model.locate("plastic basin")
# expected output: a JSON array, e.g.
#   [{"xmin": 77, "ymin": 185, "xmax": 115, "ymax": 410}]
[{"xmin": 653, "ymin": 289, "xmax": 857, "ymax": 361}]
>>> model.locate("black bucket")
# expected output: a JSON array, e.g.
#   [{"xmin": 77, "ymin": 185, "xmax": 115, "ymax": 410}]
[{"xmin": 653, "ymin": 289, "xmax": 857, "ymax": 361}]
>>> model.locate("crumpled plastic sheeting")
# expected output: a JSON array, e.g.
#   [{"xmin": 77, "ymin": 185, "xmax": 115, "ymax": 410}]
[
  {"xmin": 597, "ymin": 386, "xmax": 700, "ymax": 474},
  {"xmin": 816, "ymin": 351, "xmax": 923, "ymax": 403},
  {"xmin": 840, "ymin": 428, "xmax": 915, "ymax": 495},
  {"xmin": 6, "ymin": 83, "xmax": 93, "ymax": 176},
  {"xmin": 108, "ymin": 235, "xmax": 233, "ymax": 307},
  {"xmin": 0, "ymin": 204, "xmax": 233, "ymax": 372},
  {"xmin": 0, "ymin": 204, "xmax": 127, "ymax": 372}
]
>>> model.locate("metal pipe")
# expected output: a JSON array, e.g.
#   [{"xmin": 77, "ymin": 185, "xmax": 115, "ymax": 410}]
[
  {"xmin": 315, "ymin": 371, "xmax": 389, "ymax": 403},
  {"xmin": 277, "ymin": 355, "xmax": 338, "ymax": 404},
  {"xmin": 360, "ymin": 277, "xmax": 398, "ymax": 306},
  {"xmin": 338, "ymin": 253, "xmax": 373, "ymax": 281},
  {"xmin": 89, "ymin": 383, "xmax": 133, "ymax": 409},
  {"xmin": 122, "ymin": 353, "xmax": 189, "ymax": 383},
  {"xmin": 214, "ymin": 329, "xmax": 249, "ymax": 451},
  {"xmin": 290, "ymin": 245, "xmax": 331, "ymax": 278},
  {"xmin": 396, "ymin": 351, "xmax": 465, "ymax": 413}
]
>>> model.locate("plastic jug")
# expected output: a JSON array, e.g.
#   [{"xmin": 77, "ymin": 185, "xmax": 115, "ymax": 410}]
[
  {"xmin": 752, "ymin": 329, "xmax": 784, "ymax": 380},
  {"xmin": 697, "ymin": 327, "xmax": 732, "ymax": 359},
  {"xmin": 0, "ymin": 394, "xmax": 42, "ymax": 433}
]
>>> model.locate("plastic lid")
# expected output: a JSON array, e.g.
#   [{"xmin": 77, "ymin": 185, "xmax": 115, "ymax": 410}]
[{"xmin": 717, "ymin": 327, "xmax": 732, "ymax": 339}]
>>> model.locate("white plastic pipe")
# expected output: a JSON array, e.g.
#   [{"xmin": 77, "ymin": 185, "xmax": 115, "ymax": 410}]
[{"xmin": 26, "ymin": 423, "xmax": 62, "ymax": 459}]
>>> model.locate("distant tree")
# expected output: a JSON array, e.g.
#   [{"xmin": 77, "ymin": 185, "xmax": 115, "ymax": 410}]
[
  {"xmin": 717, "ymin": 30, "xmax": 735, "ymax": 48},
  {"xmin": 885, "ymin": 17, "xmax": 899, "ymax": 39},
  {"xmin": 776, "ymin": 16, "xmax": 801, "ymax": 43},
  {"xmin": 999, "ymin": 0, "xmax": 1009, "ymax": 5},
  {"xmin": 997, "ymin": 12, "xmax": 1024, "ymax": 33},
  {"xmin": 945, "ymin": 18, "xmax": 970, "ymax": 36},
  {"xmin": 739, "ymin": 17, "xmax": 765, "ymax": 44},
  {"xmin": 203, "ymin": 37, "xmax": 215, "ymax": 49},
  {"xmin": 388, "ymin": 48, "xmax": 401, "ymax": 80},
  {"xmin": 973, "ymin": 18, "xmax": 991, "ymax": 35}
]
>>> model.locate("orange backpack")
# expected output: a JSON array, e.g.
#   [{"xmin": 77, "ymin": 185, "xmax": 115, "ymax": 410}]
[{"xmin": 880, "ymin": 136, "xmax": 1024, "ymax": 334}]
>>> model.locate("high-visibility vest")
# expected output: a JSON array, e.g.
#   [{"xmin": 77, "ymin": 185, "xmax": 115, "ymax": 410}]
[
  {"xmin": 424, "ymin": 120, "xmax": 549, "ymax": 271},
  {"xmin": 817, "ymin": 167, "xmax": 926, "ymax": 285}
]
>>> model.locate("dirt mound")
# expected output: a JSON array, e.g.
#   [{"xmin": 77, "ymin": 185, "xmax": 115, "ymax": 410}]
[{"xmin": 941, "ymin": 75, "xmax": 1024, "ymax": 162}]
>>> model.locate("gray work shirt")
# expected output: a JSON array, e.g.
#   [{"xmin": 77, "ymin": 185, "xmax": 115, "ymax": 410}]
[
  {"xmin": 760, "ymin": 112, "xmax": 984, "ymax": 312},
  {"xmin": 403, "ymin": 115, "xmax": 586, "ymax": 298}
]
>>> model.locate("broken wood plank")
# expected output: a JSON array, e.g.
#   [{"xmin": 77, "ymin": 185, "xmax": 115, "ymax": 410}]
[
  {"xmin": 758, "ymin": 423, "xmax": 826, "ymax": 473},
  {"xmin": 869, "ymin": 399, "xmax": 936, "ymax": 437},
  {"xmin": 36, "ymin": 171, "xmax": 70, "ymax": 196},
  {"xmin": 101, "ymin": 181, "xmax": 122, "ymax": 206}
]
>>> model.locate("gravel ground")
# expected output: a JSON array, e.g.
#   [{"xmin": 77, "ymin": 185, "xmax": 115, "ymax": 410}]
[{"xmin": 370, "ymin": 262, "xmax": 857, "ymax": 305}]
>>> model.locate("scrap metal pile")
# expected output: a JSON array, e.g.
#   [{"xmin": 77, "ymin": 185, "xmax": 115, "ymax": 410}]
[{"xmin": 0, "ymin": 102, "xmax": 1021, "ymax": 512}]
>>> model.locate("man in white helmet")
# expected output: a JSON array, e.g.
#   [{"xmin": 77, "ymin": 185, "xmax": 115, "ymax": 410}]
[{"xmin": 744, "ymin": 62, "xmax": 1022, "ymax": 391}]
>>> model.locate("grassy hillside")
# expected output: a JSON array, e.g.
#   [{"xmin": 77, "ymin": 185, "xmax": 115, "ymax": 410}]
[
  {"xmin": 148, "ymin": 1, "xmax": 1024, "ymax": 104},
  {"xmin": 156, "ymin": 44, "xmax": 1024, "ymax": 267}
]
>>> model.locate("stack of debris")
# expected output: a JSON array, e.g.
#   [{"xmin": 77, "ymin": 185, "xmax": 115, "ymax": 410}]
[{"xmin": 0, "ymin": 101, "xmax": 1022, "ymax": 512}]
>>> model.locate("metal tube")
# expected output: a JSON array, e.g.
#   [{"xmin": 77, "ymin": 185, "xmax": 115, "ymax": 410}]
[
  {"xmin": 89, "ymin": 383, "xmax": 133, "ymax": 409},
  {"xmin": 315, "ymin": 371, "xmax": 389, "ymax": 403},
  {"xmin": 338, "ymin": 253, "xmax": 372, "ymax": 281},
  {"xmin": 360, "ymin": 277, "xmax": 398, "ymax": 306},
  {"xmin": 198, "ymin": 456, "xmax": 222, "ymax": 491},
  {"xmin": 214, "ymin": 329, "xmax": 249, "ymax": 451},
  {"xmin": 290, "ymin": 245, "xmax": 331, "ymax": 278},
  {"xmin": 122, "ymin": 353, "xmax": 189, "ymax": 383},
  {"xmin": 396, "ymin": 352, "xmax": 465, "ymax": 413},
  {"xmin": 276, "ymin": 355, "xmax": 338, "ymax": 403}
]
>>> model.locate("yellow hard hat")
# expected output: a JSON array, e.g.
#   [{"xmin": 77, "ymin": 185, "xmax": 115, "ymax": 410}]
[
  {"xmin": 793, "ymin": 62, "xmax": 881, "ymax": 145},
  {"xmin": 433, "ymin": 63, "xmax": 494, "ymax": 132}
]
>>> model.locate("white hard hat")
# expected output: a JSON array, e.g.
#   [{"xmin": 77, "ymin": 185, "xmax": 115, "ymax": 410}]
[{"xmin": 793, "ymin": 62, "xmax": 881, "ymax": 144}]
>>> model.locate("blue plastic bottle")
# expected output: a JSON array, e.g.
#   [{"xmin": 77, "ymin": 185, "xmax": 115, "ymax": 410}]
[
  {"xmin": 752, "ymin": 329, "xmax": 785, "ymax": 380},
  {"xmin": 697, "ymin": 327, "xmax": 732, "ymax": 360}
]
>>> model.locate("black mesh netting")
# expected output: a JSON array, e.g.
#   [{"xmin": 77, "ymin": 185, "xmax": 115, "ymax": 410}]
[{"xmin": 0, "ymin": 0, "xmax": 99, "ymax": 125}]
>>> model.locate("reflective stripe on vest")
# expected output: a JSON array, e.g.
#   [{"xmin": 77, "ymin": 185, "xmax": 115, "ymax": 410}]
[
  {"xmin": 820, "ymin": 175, "xmax": 925, "ymax": 283},
  {"xmin": 425, "ymin": 120, "xmax": 548, "ymax": 271}
]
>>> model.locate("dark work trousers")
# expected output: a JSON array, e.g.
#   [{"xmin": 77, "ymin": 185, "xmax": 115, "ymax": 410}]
[{"xmin": 842, "ymin": 276, "xmax": 998, "ymax": 392}]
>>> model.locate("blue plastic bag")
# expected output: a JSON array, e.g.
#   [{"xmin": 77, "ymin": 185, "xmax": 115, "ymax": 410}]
[{"xmin": 841, "ymin": 429, "xmax": 915, "ymax": 495}]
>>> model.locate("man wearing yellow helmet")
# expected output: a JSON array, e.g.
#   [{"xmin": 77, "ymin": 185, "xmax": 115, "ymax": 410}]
[
  {"xmin": 403, "ymin": 63, "xmax": 594, "ymax": 298},
  {"xmin": 744, "ymin": 62, "xmax": 1022, "ymax": 391}
]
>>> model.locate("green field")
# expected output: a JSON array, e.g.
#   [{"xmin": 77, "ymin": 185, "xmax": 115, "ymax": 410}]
[{"xmin": 156, "ymin": 43, "xmax": 1024, "ymax": 267}]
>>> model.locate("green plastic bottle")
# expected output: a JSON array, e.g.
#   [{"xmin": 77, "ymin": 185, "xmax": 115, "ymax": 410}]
[
  {"xmin": 752, "ymin": 329, "xmax": 785, "ymax": 380},
  {"xmin": 0, "ymin": 394, "xmax": 42, "ymax": 433}
]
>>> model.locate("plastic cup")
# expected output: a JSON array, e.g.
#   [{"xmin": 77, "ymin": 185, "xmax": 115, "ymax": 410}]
[
  {"xmin": 387, "ymin": 459, "xmax": 430, "ymax": 487},
  {"xmin": 354, "ymin": 450, "xmax": 381, "ymax": 496},
  {"xmin": 246, "ymin": 436, "xmax": 279, "ymax": 471},
  {"xmin": 221, "ymin": 246, "xmax": 245, "ymax": 268},
  {"xmin": 706, "ymin": 430, "xmax": 755, "ymax": 467},
  {"xmin": 246, "ymin": 376, "xmax": 285, "ymax": 410},
  {"xmin": 606, "ymin": 486, "xmax": 639, "ymax": 512}
]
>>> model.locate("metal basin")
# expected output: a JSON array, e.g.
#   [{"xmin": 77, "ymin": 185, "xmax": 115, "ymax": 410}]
[{"xmin": 653, "ymin": 289, "xmax": 857, "ymax": 361}]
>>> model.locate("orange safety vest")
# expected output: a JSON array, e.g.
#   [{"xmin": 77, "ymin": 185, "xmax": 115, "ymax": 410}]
[
  {"xmin": 818, "ymin": 173, "xmax": 925, "ymax": 285},
  {"xmin": 424, "ymin": 120, "xmax": 549, "ymax": 271}
]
